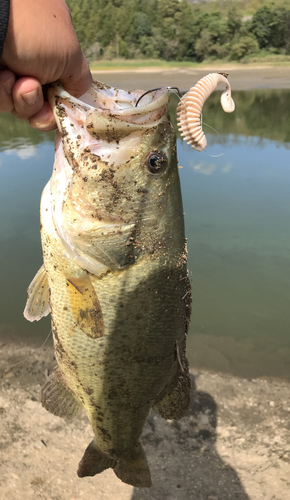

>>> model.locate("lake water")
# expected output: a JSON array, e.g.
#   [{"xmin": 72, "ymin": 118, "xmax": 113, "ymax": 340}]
[{"xmin": 0, "ymin": 89, "xmax": 290, "ymax": 380}]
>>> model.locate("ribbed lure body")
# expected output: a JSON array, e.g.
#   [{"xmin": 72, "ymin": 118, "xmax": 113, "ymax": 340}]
[{"xmin": 177, "ymin": 73, "xmax": 235, "ymax": 151}]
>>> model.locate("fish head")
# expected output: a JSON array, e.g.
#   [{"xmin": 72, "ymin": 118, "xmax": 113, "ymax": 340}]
[{"xmin": 47, "ymin": 81, "xmax": 184, "ymax": 274}]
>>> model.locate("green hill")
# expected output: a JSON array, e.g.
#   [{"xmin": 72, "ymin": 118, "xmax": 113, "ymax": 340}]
[{"xmin": 66, "ymin": 0, "xmax": 290, "ymax": 63}]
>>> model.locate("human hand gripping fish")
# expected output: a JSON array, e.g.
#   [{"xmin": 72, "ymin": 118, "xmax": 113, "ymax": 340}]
[
  {"xmin": 0, "ymin": 0, "xmax": 91, "ymax": 130},
  {"xmin": 24, "ymin": 74, "xmax": 234, "ymax": 487}
]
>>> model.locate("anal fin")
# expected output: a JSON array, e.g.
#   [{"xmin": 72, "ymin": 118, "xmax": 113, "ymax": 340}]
[
  {"xmin": 24, "ymin": 264, "xmax": 50, "ymax": 321},
  {"xmin": 41, "ymin": 368, "xmax": 82, "ymax": 420}
]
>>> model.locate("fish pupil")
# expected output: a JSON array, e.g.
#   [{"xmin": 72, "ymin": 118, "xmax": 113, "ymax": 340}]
[{"xmin": 146, "ymin": 152, "xmax": 166, "ymax": 174}]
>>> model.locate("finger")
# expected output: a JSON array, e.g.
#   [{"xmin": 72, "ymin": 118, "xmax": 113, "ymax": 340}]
[
  {"xmin": 29, "ymin": 101, "xmax": 57, "ymax": 132},
  {"xmin": 0, "ymin": 70, "xmax": 16, "ymax": 112},
  {"xmin": 11, "ymin": 77, "xmax": 44, "ymax": 121},
  {"xmin": 60, "ymin": 53, "xmax": 92, "ymax": 98}
]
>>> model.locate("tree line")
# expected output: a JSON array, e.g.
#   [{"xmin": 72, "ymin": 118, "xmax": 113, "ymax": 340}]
[{"xmin": 66, "ymin": 0, "xmax": 290, "ymax": 62}]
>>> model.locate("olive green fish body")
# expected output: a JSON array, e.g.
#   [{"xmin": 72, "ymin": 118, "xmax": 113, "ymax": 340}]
[{"xmin": 25, "ymin": 81, "xmax": 191, "ymax": 487}]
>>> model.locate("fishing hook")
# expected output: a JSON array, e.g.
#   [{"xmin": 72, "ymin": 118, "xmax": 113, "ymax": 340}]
[{"xmin": 135, "ymin": 86, "xmax": 182, "ymax": 107}]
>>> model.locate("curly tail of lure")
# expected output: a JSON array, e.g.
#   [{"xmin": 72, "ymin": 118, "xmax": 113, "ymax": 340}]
[{"xmin": 177, "ymin": 73, "xmax": 235, "ymax": 152}]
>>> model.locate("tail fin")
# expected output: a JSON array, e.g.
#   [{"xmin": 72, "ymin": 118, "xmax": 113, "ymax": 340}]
[
  {"xmin": 114, "ymin": 443, "xmax": 152, "ymax": 488},
  {"xmin": 77, "ymin": 440, "xmax": 151, "ymax": 488},
  {"xmin": 77, "ymin": 439, "xmax": 116, "ymax": 477}
]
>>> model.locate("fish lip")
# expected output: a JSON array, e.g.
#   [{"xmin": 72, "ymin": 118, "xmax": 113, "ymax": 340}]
[{"xmin": 48, "ymin": 81, "xmax": 170, "ymax": 120}]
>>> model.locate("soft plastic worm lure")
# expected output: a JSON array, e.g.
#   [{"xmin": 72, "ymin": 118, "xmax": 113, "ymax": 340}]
[{"xmin": 177, "ymin": 73, "xmax": 235, "ymax": 151}]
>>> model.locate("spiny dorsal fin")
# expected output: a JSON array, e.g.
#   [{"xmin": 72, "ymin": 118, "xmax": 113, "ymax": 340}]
[
  {"xmin": 23, "ymin": 264, "xmax": 50, "ymax": 322},
  {"xmin": 65, "ymin": 270, "xmax": 104, "ymax": 339},
  {"xmin": 41, "ymin": 368, "xmax": 82, "ymax": 420}
]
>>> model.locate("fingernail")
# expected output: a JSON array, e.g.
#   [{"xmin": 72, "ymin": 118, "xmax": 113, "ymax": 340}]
[
  {"xmin": 3, "ymin": 77, "xmax": 14, "ymax": 95},
  {"xmin": 30, "ymin": 120, "xmax": 56, "ymax": 132},
  {"xmin": 22, "ymin": 88, "xmax": 39, "ymax": 106}
]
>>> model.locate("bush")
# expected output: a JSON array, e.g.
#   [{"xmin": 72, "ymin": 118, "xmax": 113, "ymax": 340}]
[{"xmin": 230, "ymin": 36, "xmax": 259, "ymax": 60}]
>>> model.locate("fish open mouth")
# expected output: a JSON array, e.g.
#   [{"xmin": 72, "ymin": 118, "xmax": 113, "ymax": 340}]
[{"xmin": 49, "ymin": 81, "xmax": 170, "ymax": 142}]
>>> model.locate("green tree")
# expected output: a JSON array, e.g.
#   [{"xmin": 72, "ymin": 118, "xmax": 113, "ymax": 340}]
[
  {"xmin": 195, "ymin": 29, "xmax": 212, "ymax": 61},
  {"xmin": 65, "ymin": 0, "xmax": 290, "ymax": 63},
  {"xmin": 268, "ymin": 6, "xmax": 288, "ymax": 49},
  {"xmin": 227, "ymin": 7, "xmax": 241, "ymax": 38},
  {"xmin": 250, "ymin": 6, "xmax": 273, "ymax": 49},
  {"xmin": 134, "ymin": 12, "xmax": 152, "ymax": 39},
  {"xmin": 157, "ymin": 0, "xmax": 180, "ymax": 19},
  {"xmin": 285, "ymin": 11, "xmax": 290, "ymax": 53},
  {"xmin": 250, "ymin": 4, "xmax": 290, "ymax": 51},
  {"xmin": 207, "ymin": 15, "xmax": 229, "ymax": 45},
  {"xmin": 174, "ymin": 1, "xmax": 197, "ymax": 60}
]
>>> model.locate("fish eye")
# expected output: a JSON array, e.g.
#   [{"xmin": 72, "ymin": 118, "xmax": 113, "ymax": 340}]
[{"xmin": 146, "ymin": 152, "xmax": 167, "ymax": 174}]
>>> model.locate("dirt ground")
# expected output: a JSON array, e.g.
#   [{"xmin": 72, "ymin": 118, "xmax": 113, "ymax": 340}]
[
  {"xmin": 0, "ymin": 342, "xmax": 290, "ymax": 500},
  {"xmin": 92, "ymin": 65, "xmax": 290, "ymax": 91}
]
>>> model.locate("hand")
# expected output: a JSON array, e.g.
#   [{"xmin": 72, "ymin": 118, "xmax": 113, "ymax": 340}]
[{"xmin": 0, "ymin": 0, "xmax": 92, "ymax": 131}]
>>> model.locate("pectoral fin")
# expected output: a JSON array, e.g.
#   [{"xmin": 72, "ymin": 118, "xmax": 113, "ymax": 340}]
[
  {"xmin": 65, "ymin": 270, "xmax": 104, "ymax": 339},
  {"xmin": 41, "ymin": 368, "xmax": 82, "ymax": 420},
  {"xmin": 23, "ymin": 265, "xmax": 50, "ymax": 322}
]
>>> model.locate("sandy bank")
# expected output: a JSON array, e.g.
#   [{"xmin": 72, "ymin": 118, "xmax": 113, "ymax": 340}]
[
  {"xmin": 0, "ymin": 342, "xmax": 290, "ymax": 500},
  {"xmin": 92, "ymin": 66, "xmax": 290, "ymax": 91}
]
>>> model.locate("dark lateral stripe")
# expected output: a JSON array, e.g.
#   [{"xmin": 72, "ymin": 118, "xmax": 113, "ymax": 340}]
[{"xmin": 0, "ymin": 0, "xmax": 10, "ymax": 58}]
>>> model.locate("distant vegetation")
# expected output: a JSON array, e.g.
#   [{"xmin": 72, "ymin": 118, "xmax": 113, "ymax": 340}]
[{"xmin": 66, "ymin": 0, "xmax": 290, "ymax": 63}]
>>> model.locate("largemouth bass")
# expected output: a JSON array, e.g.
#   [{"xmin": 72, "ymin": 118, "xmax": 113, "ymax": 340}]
[{"xmin": 24, "ymin": 81, "xmax": 191, "ymax": 488}]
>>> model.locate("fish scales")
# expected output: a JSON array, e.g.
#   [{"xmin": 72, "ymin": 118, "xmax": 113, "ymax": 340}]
[{"xmin": 24, "ymin": 81, "xmax": 191, "ymax": 487}]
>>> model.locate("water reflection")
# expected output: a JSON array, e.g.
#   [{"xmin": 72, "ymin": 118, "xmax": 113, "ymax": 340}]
[
  {"xmin": 0, "ymin": 89, "xmax": 289, "ymax": 379},
  {"xmin": 0, "ymin": 112, "xmax": 54, "ymax": 151},
  {"xmin": 0, "ymin": 120, "xmax": 54, "ymax": 344},
  {"xmin": 180, "ymin": 129, "xmax": 290, "ymax": 378}
]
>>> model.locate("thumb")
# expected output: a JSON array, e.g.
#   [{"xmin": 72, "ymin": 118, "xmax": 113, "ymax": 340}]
[{"xmin": 60, "ymin": 52, "xmax": 92, "ymax": 98}]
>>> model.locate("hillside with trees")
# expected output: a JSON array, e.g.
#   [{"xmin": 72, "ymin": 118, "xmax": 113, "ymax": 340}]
[{"xmin": 66, "ymin": 0, "xmax": 290, "ymax": 62}]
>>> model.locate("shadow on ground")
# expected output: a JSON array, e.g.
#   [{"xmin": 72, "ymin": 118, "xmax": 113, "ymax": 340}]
[{"xmin": 131, "ymin": 375, "xmax": 249, "ymax": 500}]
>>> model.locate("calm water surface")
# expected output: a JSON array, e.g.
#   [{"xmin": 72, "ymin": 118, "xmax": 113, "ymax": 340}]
[{"xmin": 0, "ymin": 89, "xmax": 289, "ymax": 380}]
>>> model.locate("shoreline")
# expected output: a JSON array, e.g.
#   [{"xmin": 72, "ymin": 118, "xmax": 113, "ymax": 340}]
[
  {"xmin": 92, "ymin": 66, "xmax": 290, "ymax": 91},
  {"xmin": 0, "ymin": 342, "xmax": 290, "ymax": 499},
  {"xmin": 93, "ymin": 63, "xmax": 283, "ymax": 73}
]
